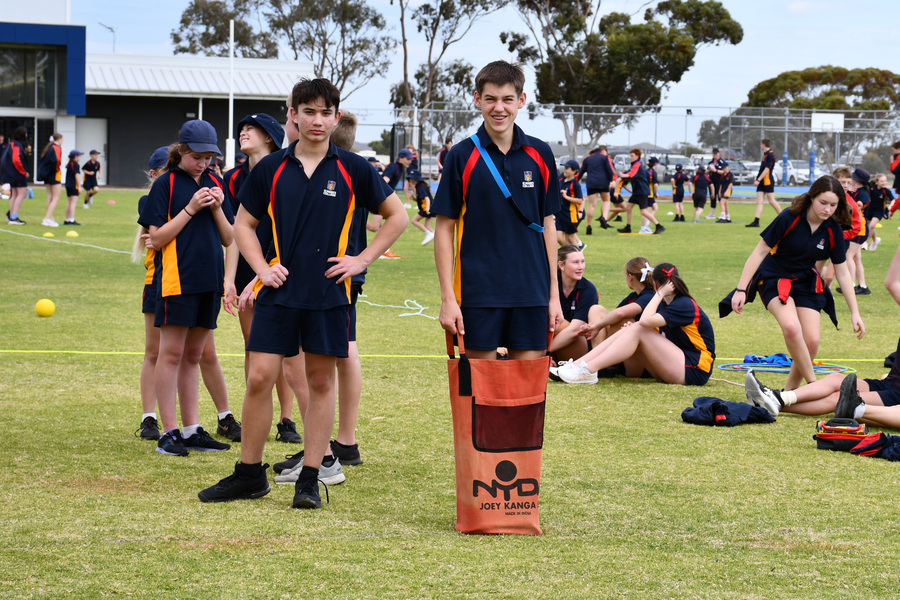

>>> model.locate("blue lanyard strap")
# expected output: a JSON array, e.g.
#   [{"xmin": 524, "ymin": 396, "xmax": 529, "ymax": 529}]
[{"xmin": 469, "ymin": 133, "xmax": 544, "ymax": 233}]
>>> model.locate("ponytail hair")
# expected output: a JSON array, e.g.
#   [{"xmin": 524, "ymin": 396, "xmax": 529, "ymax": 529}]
[
  {"xmin": 624, "ymin": 256, "xmax": 654, "ymax": 290},
  {"xmin": 40, "ymin": 132, "xmax": 63, "ymax": 158},
  {"xmin": 165, "ymin": 143, "xmax": 191, "ymax": 172},
  {"xmin": 557, "ymin": 244, "xmax": 582, "ymax": 276},
  {"xmin": 789, "ymin": 174, "xmax": 850, "ymax": 226},
  {"xmin": 650, "ymin": 262, "xmax": 691, "ymax": 298}
]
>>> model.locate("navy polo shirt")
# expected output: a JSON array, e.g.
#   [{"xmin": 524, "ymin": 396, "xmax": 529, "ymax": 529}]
[
  {"xmin": 760, "ymin": 209, "xmax": 845, "ymax": 275},
  {"xmin": 224, "ymin": 162, "xmax": 275, "ymax": 288},
  {"xmin": 672, "ymin": 171, "xmax": 688, "ymax": 193},
  {"xmin": 65, "ymin": 160, "xmax": 81, "ymax": 194},
  {"xmin": 579, "ymin": 152, "xmax": 614, "ymax": 189},
  {"xmin": 720, "ymin": 172, "xmax": 734, "ymax": 194},
  {"xmin": 431, "ymin": 122, "xmax": 560, "ymax": 308},
  {"xmin": 83, "ymin": 159, "xmax": 100, "ymax": 186},
  {"xmin": 852, "ymin": 186, "xmax": 870, "ymax": 208},
  {"xmin": 693, "ymin": 174, "xmax": 710, "ymax": 196},
  {"xmin": 623, "ymin": 160, "xmax": 650, "ymax": 197},
  {"xmin": 707, "ymin": 158, "xmax": 725, "ymax": 185},
  {"xmin": 558, "ymin": 176, "xmax": 583, "ymax": 224},
  {"xmin": 238, "ymin": 141, "xmax": 392, "ymax": 309},
  {"xmin": 659, "ymin": 295, "xmax": 715, "ymax": 373},
  {"xmin": 559, "ymin": 277, "xmax": 597, "ymax": 323},
  {"xmin": 139, "ymin": 166, "xmax": 233, "ymax": 297},
  {"xmin": 137, "ymin": 194, "xmax": 159, "ymax": 287},
  {"xmin": 383, "ymin": 162, "xmax": 403, "ymax": 188},
  {"xmin": 616, "ymin": 288, "xmax": 654, "ymax": 310},
  {"xmin": 758, "ymin": 150, "xmax": 775, "ymax": 185}
]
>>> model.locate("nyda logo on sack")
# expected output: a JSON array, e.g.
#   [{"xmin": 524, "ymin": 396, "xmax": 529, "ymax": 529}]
[{"xmin": 473, "ymin": 460, "xmax": 538, "ymax": 511}]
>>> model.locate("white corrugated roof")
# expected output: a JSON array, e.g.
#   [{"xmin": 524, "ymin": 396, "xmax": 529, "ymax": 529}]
[{"xmin": 86, "ymin": 53, "xmax": 314, "ymax": 100}]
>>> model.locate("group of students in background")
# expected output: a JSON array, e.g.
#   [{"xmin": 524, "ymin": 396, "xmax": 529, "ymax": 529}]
[{"xmin": 1, "ymin": 128, "xmax": 102, "ymax": 227}]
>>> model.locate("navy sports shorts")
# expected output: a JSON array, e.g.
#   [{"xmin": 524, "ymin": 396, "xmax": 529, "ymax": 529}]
[
  {"xmin": 628, "ymin": 194, "xmax": 649, "ymax": 209},
  {"xmin": 142, "ymin": 283, "xmax": 157, "ymax": 314},
  {"xmin": 248, "ymin": 303, "xmax": 350, "ymax": 358},
  {"xmin": 758, "ymin": 278, "xmax": 826, "ymax": 312},
  {"xmin": 154, "ymin": 291, "xmax": 221, "ymax": 329},
  {"xmin": 692, "ymin": 193, "xmax": 707, "ymax": 209},
  {"xmin": 7, "ymin": 175, "xmax": 27, "ymax": 188},
  {"xmin": 757, "ymin": 182, "xmax": 775, "ymax": 193},
  {"xmin": 684, "ymin": 364, "xmax": 712, "ymax": 386},
  {"xmin": 349, "ymin": 282, "xmax": 363, "ymax": 343},
  {"xmin": 862, "ymin": 378, "xmax": 900, "ymax": 407},
  {"xmin": 460, "ymin": 306, "xmax": 548, "ymax": 352},
  {"xmin": 587, "ymin": 187, "xmax": 609, "ymax": 196},
  {"xmin": 65, "ymin": 185, "xmax": 78, "ymax": 197},
  {"xmin": 556, "ymin": 218, "xmax": 578, "ymax": 234},
  {"xmin": 673, "ymin": 192, "xmax": 684, "ymax": 203}
]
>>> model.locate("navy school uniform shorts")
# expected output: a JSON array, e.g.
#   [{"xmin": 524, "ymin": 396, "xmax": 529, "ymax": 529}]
[
  {"xmin": 459, "ymin": 306, "xmax": 548, "ymax": 352},
  {"xmin": 863, "ymin": 378, "xmax": 900, "ymax": 407},
  {"xmin": 142, "ymin": 283, "xmax": 157, "ymax": 314},
  {"xmin": 555, "ymin": 218, "xmax": 578, "ymax": 235},
  {"xmin": 692, "ymin": 193, "xmax": 707, "ymax": 209},
  {"xmin": 673, "ymin": 192, "xmax": 684, "ymax": 204},
  {"xmin": 349, "ymin": 282, "xmax": 363, "ymax": 343},
  {"xmin": 154, "ymin": 291, "xmax": 221, "ymax": 330},
  {"xmin": 248, "ymin": 303, "xmax": 351, "ymax": 358},
  {"xmin": 65, "ymin": 185, "xmax": 79, "ymax": 197},
  {"xmin": 587, "ymin": 187, "xmax": 609, "ymax": 196},
  {"xmin": 758, "ymin": 277, "xmax": 826, "ymax": 312},
  {"xmin": 628, "ymin": 194, "xmax": 649, "ymax": 210},
  {"xmin": 757, "ymin": 182, "xmax": 775, "ymax": 193}
]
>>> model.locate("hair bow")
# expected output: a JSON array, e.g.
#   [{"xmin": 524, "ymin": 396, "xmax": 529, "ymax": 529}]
[{"xmin": 640, "ymin": 262, "xmax": 653, "ymax": 282}]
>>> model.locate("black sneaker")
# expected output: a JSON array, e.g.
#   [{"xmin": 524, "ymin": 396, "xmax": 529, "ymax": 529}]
[
  {"xmin": 198, "ymin": 462, "xmax": 271, "ymax": 503},
  {"xmin": 745, "ymin": 219, "xmax": 760, "ymax": 228},
  {"xmin": 136, "ymin": 416, "xmax": 161, "ymax": 440},
  {"xmin": 292, "ymin": 469, "xmax": 327, "ymax": 509},
  {"xmin": 855, "ymin": 286, "xmax": 871, "ymax": 295},
  {"xmin": 8, "ymin": 216, "xmax": 25, "ymax": 225},
  {"xmin": 276, "ymin": 418, "xmax": 303, "ymax": 444},
  {"xmin": 62, "ymin": 220, "xmax": 81, "ymax": 226},
  {"xmin": 274, "ymin": 450, "xmax": 304, "ymax": 474},
  {"xmin": 585, "ymin": 224, "xmax": 592, "ymax": 235},
  {"xmin": 217, "ymin": 413, "xmax": 242, "ymax": 441},
  {"xmin": 156, "ymin": 429, "xmax": 189, "ymax": 456},
  {"xmin": 613, "ymin": 215, "xmax": 623, "ymax": 222},
  {"xmin": 185, "ymin": 427, "xmax": 231, "ymax": 451},
  {"xmin": 599, "ymin": 216, "xmax": 610, "ymax": 229},
  {"xmin": 330, "ymin": 440, "xmax": 363, "ymax": 466},
  {"xmin": 835, "ymin": 373, "xmax": 863, "ymax": 419},
  {"xmin": 617, "ymin": 224, "xmax": 631, "ymax": 234},
  {"xmin": 654, "ymin": 224, "xmax": 665, "ymax": 234}
]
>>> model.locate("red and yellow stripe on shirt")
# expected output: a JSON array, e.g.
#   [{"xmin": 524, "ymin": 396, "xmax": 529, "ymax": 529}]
[
  {"xmin": 160, "ymin": 173, "xmax": 182, "ymax": 297},
  {"xmin": 683, "ymin": 299, "xmax": 714, "ymax": 373}
]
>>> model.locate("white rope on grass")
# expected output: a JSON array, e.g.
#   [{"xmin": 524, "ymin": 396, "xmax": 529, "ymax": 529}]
[
  {"xmin": 356, "ymin": 296, "xmax": 438, "ymax": 320},
  {"xmin": 0, "ymin": 227, "xmax": 131, "ymax": 254}
]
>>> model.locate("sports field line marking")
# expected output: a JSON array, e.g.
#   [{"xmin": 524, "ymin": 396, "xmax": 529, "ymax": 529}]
[
  {"xmin": 0, "ymin": 349, "xmax": 448, "ymax": 359},
  {"xmin": 0, "ymin": 227, "xmax": 131, "ymax": 254},
  {"xmin": 356, "ymin": 297, "xmax": 438, "ymax": 320}
]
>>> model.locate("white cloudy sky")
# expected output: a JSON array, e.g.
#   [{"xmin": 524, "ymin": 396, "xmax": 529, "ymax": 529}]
[{"xmin": 71, "ymin": 0, "xmax": 899, "ymax": 148}]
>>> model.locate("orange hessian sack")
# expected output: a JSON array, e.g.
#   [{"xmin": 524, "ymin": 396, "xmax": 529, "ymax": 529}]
[{"xmin": 446, "ymin": 333, "xmax": 549, "ymax": 535}]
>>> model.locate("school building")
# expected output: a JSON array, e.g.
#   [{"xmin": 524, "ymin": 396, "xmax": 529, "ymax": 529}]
[{"xmin": 1, "ymin": 3, "xmax": 313, "ymax": 187}]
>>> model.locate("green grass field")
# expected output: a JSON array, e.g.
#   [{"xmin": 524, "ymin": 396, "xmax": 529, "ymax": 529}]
[{"xmin": 3, "ymin": 187, "xmax": 900, "ymax": 599}]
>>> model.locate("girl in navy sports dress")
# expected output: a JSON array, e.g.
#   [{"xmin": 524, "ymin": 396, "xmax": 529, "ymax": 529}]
[
  {"xmin": 37, "ymin": 133, "xmax": 63, "ymax": 227},
  {"xmin": 730, "ymin": 175, "xmax": 865, "ymax": 390},
  {"xmin": 548, "ymin": 245, "xmax": 605, "ymax": 363}
]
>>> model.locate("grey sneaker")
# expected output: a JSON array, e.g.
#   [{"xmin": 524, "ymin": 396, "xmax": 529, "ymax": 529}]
[
  {"xmin": 744, "ymin": 369, "xmax": 782, "ymax": 416},
  {"xmin": 274, "ymin": 455, "xmax": 345, "ymax": 485}
]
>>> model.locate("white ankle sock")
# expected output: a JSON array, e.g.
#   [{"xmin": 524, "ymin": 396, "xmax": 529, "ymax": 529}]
[
  {"xmin": 217, "ymin": 410, "xmax": 232, "ymax": 420},
  {"xmin": 182, "ymin": 424, "xmax": 200, "ymax": 438},
  {"xmin": 142, "ymin": 412, "xmax": 157, "ymax": 420},
  {"xmin": 854, "ymin": 404, "xmax": 866, "ymax": 420},
  {"xmin": 781, "ymin": 390, "xmax": 797, "ymax": 406}
]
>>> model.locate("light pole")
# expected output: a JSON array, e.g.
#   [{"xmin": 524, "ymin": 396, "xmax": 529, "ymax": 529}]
[{"xmin": 98, "ymin": 22, "xmax": 116, "ymax": 54}]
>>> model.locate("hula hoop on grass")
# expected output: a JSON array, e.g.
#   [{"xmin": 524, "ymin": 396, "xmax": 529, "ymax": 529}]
[{"xmin": 716, "ymin": 362, "xmax": 856, "ymax": 374}]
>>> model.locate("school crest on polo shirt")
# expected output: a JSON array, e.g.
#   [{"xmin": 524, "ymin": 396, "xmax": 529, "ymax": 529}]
[
  {"xmin": 324, "ymin": 180, "xmax": 337, "ymax": 197},
  {"xmin": 817, "ymin": 238, "xmax": 825, "ymax": 250},
  {"xmin": 523, "ymin": 171, "xmax": 534, "ymax": 188}
]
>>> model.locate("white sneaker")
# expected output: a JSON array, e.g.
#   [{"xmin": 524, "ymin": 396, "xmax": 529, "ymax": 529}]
[
  {"xmin": 744, "ymin": 369, "xmax": 782, "ymax": 416},
  {"xmin": 705, "ymin": 214, "xmax": 716, "ymax": 219},
  {"xmin": 274, "ymin": 455, "xmax": 345, "ymax": 485},
  {"xmin": 871, "ymin": 237, "xmax": 882, "ymax": 251},
  {"xmin": 83, "ymin": 203, "xmax": 90, "ymax": 209},
  {"xmin": 556, "ymin": 360, "xmax": 599, "ymax": 384},
  {"xmin": 638, "ymin": 226, "xmax": 652, "ymax": 234},
  {"xmin": 421, "ymin": 230, "xmax": 435, "ymax": 246},
  {"xmin": 41, "ymin": 218, "xmax": 59, "ymax": 227},
  {"xmin": 548, "ymin": 359, "xmax": 573, "ymax": 382}
]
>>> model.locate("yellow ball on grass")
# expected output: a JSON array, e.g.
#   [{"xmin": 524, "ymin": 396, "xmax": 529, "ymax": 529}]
[{"xmin": 35, "ymin": 299, "xmax": 55, "ymax": 317}]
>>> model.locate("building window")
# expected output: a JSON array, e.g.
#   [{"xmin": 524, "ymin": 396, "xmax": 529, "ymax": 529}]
[{"xmin": 0, "ymin": 46, "xmax": 61, "ymax": 109}]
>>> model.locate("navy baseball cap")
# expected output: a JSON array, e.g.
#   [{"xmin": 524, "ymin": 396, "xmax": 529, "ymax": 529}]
[
  {"xmin": 852, "ymin": 167, "xmax": 870, "ymax": 183},
  {"xmin": 238, "ymin": 113, "xmax": 285, "ymax": 148},
  {"xmin": 675, "ymin": 163, "xmax": 683, "ymax": 170},
  {"xmin": 179, "ymin": 119, "xmax": 221, "ymax": 155},
  {"xmin": 367, "ymin": 156, "xmax": 379, "ymax": 163},
  {"xmin": 68, "ymin": 149, "xmax": 83, "ymax": 157},
  {"xmin": 648, "ymin": 156, "xmax": 658, "ymax": 165},
  {"xmin": 563, "ymin": 159, "xmax": 580, "ymax": 170},
  {"xmin": 406, "ymin": 169, "xmax": 424, "ymax": 181},
  {"xmin": 397, "ymin": 148, "xmax": 413, "ymax": 159},
  {"xmin": 149, "ymin": 146, "xmax": 170, "ymax": 170},
  {"xmin": 89, "ymin": 149, "xmax": 100, "ymax": 155}
]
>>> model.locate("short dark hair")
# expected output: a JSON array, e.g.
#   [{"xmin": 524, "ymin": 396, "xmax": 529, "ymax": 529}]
[
  {"xmin": 475, "ymin": 61, "xmax": 525, "ymax": 96},
  {"xmin": 629, "ymin": 148, "xmax": 642, "ymax": 160},
  {"xmin": 11, "ymin": 126, "xmax": 27, "ymax": 143},
  {"xmin": 893, "ymin": 141, "xmax": 900, "ymax": 150},
  {"xmin": 761, "ymin": 138, "xmax": 772, "ymax": 148},
  {"xmin": 291, "ymin": 78, "xmax": 341, "ymax": 113}
]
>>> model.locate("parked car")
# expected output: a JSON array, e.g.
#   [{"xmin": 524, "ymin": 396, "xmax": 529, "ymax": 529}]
[
  {"xmin": 418, "ymin": 156, "xmax": 440, "ymax": 180},
  {"xmin": 655, "ymin": 154, "xmax": 692, "ymax": 181},
  {"xmin": 772, "ymin": 160, "xmax": 799, "ymax": 186},
  {"xmin": 726, "ymin": 160, "xmax": 755, "ymax": 185}
]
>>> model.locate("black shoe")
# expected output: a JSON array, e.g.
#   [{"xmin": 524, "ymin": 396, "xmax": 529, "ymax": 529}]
[
  {"xmin": 577, "ymin": 242, "xmax": 587, "ymax": 251},
  {"xmin": 585, "ymin": 224, "xmax": 592, "ymax": 235},
  {"xmin": 62, "ymin": 220, "xmax": 81, "ymax": 226},
  {"xmin": 198, "ymin": 462, "xmax": 271, "ymax": 503},
  {"xmin": 217, "ymin": 413, "xmax": 242, "ymax": 441},
  {"xmin": 293, "ymin": 469, "xmax": 327, "ymax": 509},
  {"xmin": 835, "ymin": 287, "xmax": 842, "ymax": 294},
  {"xmin": 654, "ymin": 224, "xmax": 665, "ymax": 234},
  {"xmin": 274, "ymin": 450, "xmax": 304, "ymax": 474},
  {"xmin": 156, "ymin": 429, "xmax": 189, "ymax": 456},
  {"xmin": 745, "ymin": 219, "xmax": 760, "ymax": 228},
  {"xmin": 855, "ymin": 286, "xmax": 871, "ymax": 295},
  {"xmin": 599, "ymin": 216, "xmax": 610, "ymax": 229},
  {"xmin": 617, "ymin": 224, "xmax": 631, "ymax": 234},
  {"xmin": 835, "ymin": 374, "xmax": 864, "ymax": 419},
  {"xmin": 330, "ymin": 440, "xmax": 363, "ymax": 466},
  {"xmin": 614, "ymin": 215, "xmax": 623, "ymax": 222},
  {"xmin": 136, "ymin": 416, "xmax": 161, "ymax": 440},
  {"xmin": 276, "ymin": 418, "xmax": 303, "ymax": 444},
  {"xmin": 184, "ymin": 427, "xmax": 231, "ymax": 451}
]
